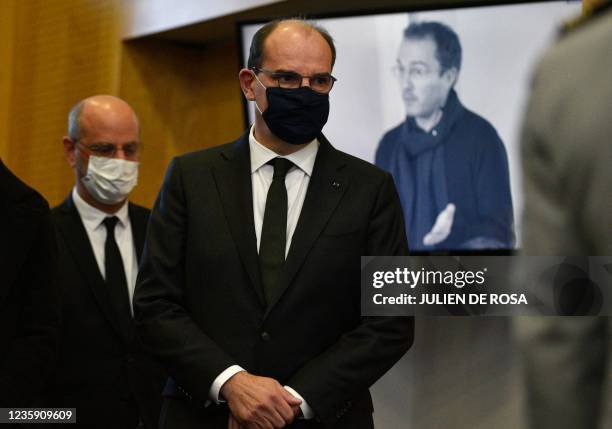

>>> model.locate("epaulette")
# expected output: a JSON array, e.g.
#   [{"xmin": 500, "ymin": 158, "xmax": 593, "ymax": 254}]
[{"xmin": 561, "ymin": 0, "xmax": 612, "ymax": 36}]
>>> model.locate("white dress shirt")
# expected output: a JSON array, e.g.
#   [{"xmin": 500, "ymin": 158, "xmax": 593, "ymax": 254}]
[
  {"xmin": 72, "ymin": 187, "xmax": 139, "ymax": 314},
  {"xmin": 208, "ymin": 127, "xmax": 318, "ymax": 419}
]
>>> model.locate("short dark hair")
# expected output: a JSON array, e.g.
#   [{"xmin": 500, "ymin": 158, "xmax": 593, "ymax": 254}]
[
  {"xmin": 247, "ymin": 18, "xmax": 336, "ymax": 70},
  {"xmin": 403, "ymin": 21, "xmax": 462, "ymax": 73}
]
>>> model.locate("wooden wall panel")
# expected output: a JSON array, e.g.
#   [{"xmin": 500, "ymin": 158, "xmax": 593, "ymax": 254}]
[
  {"xmin": 4, "ymin": 0, "xmax": 121, "ymax": 206},
  {"xmin": 0, "ymin": 0, "xmax": 16, "ymax": 161},
  {"xmin": 119, "ymin": 38, "xmax": 244, "ymax": 208}
]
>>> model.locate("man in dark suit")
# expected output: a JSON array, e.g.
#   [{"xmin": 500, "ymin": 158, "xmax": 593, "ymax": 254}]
[
  {"xmin": 0, "ymin": 160, "xmax": 59, "ymax": 410},
  {"xmin": 134, "ymin": 19, "xmax": 414, "ymax": 429},
  {"xmin": 49, "ymin": 95, "xmax": 165, "ymax": 428}
]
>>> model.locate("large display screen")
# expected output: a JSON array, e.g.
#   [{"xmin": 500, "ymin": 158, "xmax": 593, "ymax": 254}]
[{"xmin": 239, "ymin": 1, "xmax": 581, "ymax": 252}]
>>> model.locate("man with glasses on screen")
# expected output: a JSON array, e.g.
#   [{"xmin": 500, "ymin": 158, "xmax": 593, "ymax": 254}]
[
  {"xmin": 375, "ymin": 21, "xmax": 514, "ymax": 251},
  {"xmin": 134, "ymin": 18, "xmax": 413, "ymax": 429},
  {"xmin": 48, "ymin": 95, "xmax": 165, "ymax": 428}
]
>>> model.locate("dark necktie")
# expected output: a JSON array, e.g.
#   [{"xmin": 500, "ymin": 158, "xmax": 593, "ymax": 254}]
[
  {"xmin": 259, "ymin": 158, "xmax": 293, "ymax": 305},
  {"xmin": 103, "ymin": 216, "xmax": 132, "ymax": 332}
]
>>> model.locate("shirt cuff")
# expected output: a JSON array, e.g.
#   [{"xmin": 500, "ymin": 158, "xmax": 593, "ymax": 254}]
[
  {"xmin": 284, "ymin": 385, "xmax": 314, "ymax": 420},
  {"xmin": 209, "ymin": 365, "xmax": 246, "ymax": 404}
]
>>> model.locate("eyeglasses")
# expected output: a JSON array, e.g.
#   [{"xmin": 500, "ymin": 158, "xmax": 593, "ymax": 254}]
[
  {"xmin": 251, "ymin": 67, "xmax": 337, "ymax": 94},
  {"xmin": 76, "ymin": 141, "xmax": 141, "ymax": 158},
  {"xmin": 392, "ymin": 63, "xmax": 435, "ymax": 80}
]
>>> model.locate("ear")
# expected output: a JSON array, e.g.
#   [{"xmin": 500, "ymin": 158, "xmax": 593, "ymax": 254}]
[
  {"xmin": 442, "ymin": 67, "xmax": 459, "ymax": 88},
  {"xmin": 239, "ymin": 68, "xmax": 257, "ymax": 101},
  {"xmin": 62, "ymin": 136, "xmax": 77, "ymax": 168}
]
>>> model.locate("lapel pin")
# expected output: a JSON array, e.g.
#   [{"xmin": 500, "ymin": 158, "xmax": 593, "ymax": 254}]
[{"xmin": 331, "ymin": 181, "xmax": 341, "ymax": 189}]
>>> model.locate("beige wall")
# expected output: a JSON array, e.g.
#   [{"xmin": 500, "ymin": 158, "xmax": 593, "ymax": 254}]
[
  {"xmin": 0, "ymin": 0, "xmax": 16, "ymax": 162},
  {"xmin": 0, "ymin": 0, "xmax": 122, "ymax": 207},
  {"xmin": 118, "ymin": 38, "xmax": 244, "ymax": 208}
]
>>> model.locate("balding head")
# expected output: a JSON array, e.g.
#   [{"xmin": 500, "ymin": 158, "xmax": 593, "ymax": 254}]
[
  {"xmin": 247, "ymin": 18, "xmax": 335, "ymax": 71},
  {"xmin": 68, "ymin": 95, "xmax": 139, "ymax": 141}
]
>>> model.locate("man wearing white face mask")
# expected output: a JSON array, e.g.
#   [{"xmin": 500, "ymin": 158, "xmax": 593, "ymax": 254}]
[{"xmin": 47, "ymin": 95, "xmax": 165, "ymax": 429}]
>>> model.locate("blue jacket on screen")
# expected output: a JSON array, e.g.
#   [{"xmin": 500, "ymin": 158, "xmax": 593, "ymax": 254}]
[{"xmin": 375, "ymin": 89, "xmax": 515, "ymax": 251}]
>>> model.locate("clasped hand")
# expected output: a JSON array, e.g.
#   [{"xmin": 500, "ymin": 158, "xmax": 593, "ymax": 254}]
[{"xmin": 221, "ymin": 371, "xmax": 302, "ymax": 429}]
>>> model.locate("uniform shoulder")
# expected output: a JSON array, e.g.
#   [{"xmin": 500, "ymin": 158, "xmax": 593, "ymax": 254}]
[
  {"xmin": 538, "ymin": 7, "xmax": 612, "ymax": 78},
  {"xmin": 561, "ymin": 2, "xmax": 612, "ymax": 38}
]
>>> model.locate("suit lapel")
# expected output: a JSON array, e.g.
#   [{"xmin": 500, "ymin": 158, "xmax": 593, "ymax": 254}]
[
  {"xmin": 56, "ymin": 196, "xmax": 127, "ymax": 342},
  {"xmin": 127, "ymin": 203, "xmax": 149, "ymax": 341},
  {"xmin": 212, "ymin": 133, "xmax": 266, "ymax": 307},
  {"xmin": 264, "ymin": 135, "xmax": 348, "ymax": 317}
]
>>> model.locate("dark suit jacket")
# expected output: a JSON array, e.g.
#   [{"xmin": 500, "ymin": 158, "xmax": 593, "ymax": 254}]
[
  {"xmin": 134, "ymin": 133, "xmax": 414, "ymax": 429},
  {"xmin": 0, "ymin": 160, "xmax": 60, "ymax": 408},
  {"xmin": 49, "ymin": 195, "xmax": 165, "ymax": 429}
]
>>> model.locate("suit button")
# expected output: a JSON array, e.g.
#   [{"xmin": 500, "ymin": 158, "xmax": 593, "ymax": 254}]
[
  {"xmin": 126, "ymin": 354, "xmax": 135, "ymax": 364},
  {"xmin": 260, "ymin": 331, "xmax": 271, "ymax": 341}
]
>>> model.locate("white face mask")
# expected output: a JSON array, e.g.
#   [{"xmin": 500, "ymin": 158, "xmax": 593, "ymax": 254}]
[{"xmin": 81, "ymin": 156, "xmax": 139, "ymax": 205}]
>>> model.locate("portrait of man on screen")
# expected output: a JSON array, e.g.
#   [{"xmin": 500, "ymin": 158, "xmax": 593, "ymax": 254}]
[{"xmin": 375, "ymin": 21, "xmax": 515, "ymax": 251}]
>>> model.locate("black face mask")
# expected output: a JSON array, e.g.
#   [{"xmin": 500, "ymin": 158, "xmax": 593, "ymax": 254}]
[{"xmin": 260, "ymin": 86, "xmax": 330, "ymax": 145}]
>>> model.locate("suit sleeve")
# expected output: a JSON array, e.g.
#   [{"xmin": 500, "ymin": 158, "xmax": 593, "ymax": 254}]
[
  {"xmin": 133, "ymin": 157, "xmax": 236, "ymax": 406},
  {"xmin": 287, "ymin": 173, "xmax": 414, "ymax": 427},
  {"xmin": 0, "ymin": 202, "xmax": 60, "ymax": 406}
]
